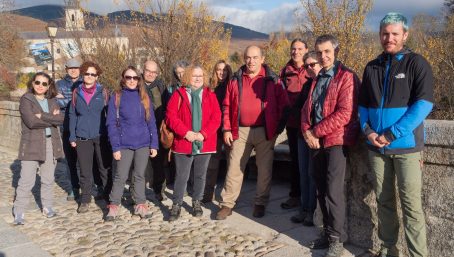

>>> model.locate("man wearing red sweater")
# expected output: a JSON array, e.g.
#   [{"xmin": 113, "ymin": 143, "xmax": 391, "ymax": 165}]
[{"xmin": 216, "ymin": 45, "xmax": 290, "ymax": 220}]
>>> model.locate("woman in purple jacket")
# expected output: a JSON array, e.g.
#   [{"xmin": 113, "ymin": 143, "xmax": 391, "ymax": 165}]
[{"xmin": 105, "ymin": 66, "xmax": 158, "ymax": 221}]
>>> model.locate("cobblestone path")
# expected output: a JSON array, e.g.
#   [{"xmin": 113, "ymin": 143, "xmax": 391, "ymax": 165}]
[{"xmin": 0, "ymin": 149, "xmax": 285, "ymax": 257}]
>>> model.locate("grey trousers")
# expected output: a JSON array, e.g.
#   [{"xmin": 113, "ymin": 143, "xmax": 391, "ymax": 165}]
[
  {"xmin": 109, "ymin": 147, "xmax": 149, "ymax": 205},
  {"xmin": 14, "ymin": 138, "xmax": 56, "ymax": 215},
  {"xmin": 173, "ymin": 153, "xmax": 211, "ymax": 205}
]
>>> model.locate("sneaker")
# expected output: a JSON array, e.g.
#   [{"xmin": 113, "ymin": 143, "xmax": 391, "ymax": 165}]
[
  {"xmin": 13, "ymin": 213, "xmax": 24, "ymax": 225},
  {"xmin": 280, "ymin": 197, "xmax": 301, "ymax": 209},
  {"xmin": 252, "ymin": 204, "xmax": 265, "ymax": 218},
  {"xmin": 215, "ymin": 206, "xmax": 232, "ymax": 220},
  {"xmin": 309, "ymin": 235, "xmax": 330, "ymax": 249},
  {"xmin": 105, "ymin": 204, "xmax": 119, "ymax": 221},
  {"xmin": 77, "ymin": 203, "xmax": 90, "ymax": 213},
  {"xmin": 168, "ymin": 204, "xmax": 181, "ymax": 222},
  {"xmin": 134, "ymin": 203, "xmax": 152, "ymax": 219},
  {"xmin": 192, "ymin": 200, "xmax": 203, "ymax": 217},
  {"xmin": 325, "ymin": 238, "xmax": 344, "ymax": 257},
  {"xmin": 67, "ymin": 191, "xmax": 75, "ymax": 201},
  {"xmin": 42, "ymin": 207, "xmax": 56, "ymax": 218}
]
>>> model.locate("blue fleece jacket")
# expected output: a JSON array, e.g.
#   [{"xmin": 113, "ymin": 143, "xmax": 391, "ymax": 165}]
[
  {"xmin": 106, "ymin": 88, "xmax": 158, "ymax": 152},
  {"xmin": 68, "ymin": 83, "xmax": 108, "ymax": 142}
]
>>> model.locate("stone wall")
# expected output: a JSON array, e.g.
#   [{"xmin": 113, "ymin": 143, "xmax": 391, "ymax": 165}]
[
  {"xmin": 0, "ymin": 100, "xmax": 452, "ymax": 256},
  {"xmin": 0, "ymin": 101, "xmax": 21, "ymax": 152},
  {"xmin": 347, "ymin": 120, "xmax": 454, "ymax": 257}
]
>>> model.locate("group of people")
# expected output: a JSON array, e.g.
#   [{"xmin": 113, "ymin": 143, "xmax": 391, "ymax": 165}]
[{"xmin": 13, "ymin": 12, "xmax": 433, "ymax": 257}]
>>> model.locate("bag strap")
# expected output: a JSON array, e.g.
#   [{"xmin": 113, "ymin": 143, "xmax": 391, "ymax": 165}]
[
  {"xmin": 114, "ymin": 92, "xmax": 121, "ymax": 127},
  {"xmin": 71, "ymin": 87, "xmax": 79, "ymax": 107}
]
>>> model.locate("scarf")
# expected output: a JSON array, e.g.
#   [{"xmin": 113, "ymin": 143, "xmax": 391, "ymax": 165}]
[
  {"xmin": 191, "ymin": 86, "xmax": 203, "ymax": 155},
  {"xmin": 81, "ymin": 84, "xmax": 96, "ymax": 105}
]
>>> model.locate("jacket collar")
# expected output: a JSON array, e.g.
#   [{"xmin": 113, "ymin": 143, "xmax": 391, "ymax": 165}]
[
  {"xmin": 235, "ymin": 64, "xmax": 279, "ymax": 83},
  {"xmin": 378, "ymin": 46, "xmax": 412, "ymax": 63}
]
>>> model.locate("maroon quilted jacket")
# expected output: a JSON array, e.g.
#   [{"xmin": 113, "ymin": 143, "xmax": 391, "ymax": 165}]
[{"xmin": 301, "ymin": 62, "xmax": 360, "ymax": 147}]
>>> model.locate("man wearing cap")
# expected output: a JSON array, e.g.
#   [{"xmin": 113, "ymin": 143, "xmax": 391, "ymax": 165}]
[{"xmin": 56, "ymin": 58, "xmax": 82, "ymax": 201}]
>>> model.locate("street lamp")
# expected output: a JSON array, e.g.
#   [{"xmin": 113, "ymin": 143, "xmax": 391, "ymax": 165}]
[{"xmin": 46, "ymin": 23, "xmax": 58, "ymax": 80}]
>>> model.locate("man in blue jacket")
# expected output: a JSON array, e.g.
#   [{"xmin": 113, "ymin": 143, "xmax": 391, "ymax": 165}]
[
  {"xmin": 56, "ymin": 58, "xmax": 82, "ymax": 201},
  {"xmin": 359, "ymin": 12, "xmax": 434, "ymax": 257}
]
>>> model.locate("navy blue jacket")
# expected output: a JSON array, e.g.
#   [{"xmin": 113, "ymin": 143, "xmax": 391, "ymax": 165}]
[
  {"xmin": 56, "ymin": 75, "xmax": 82, "ymax": 131},
  {"xmin": 106, "ymin": 88, "xmax": 158, "ymax": 152},
  {"xmin": 359, "ymin": 48, "xmax": 434, "ymax": 154},
  {"xmin": 68, "ymin": 83, "xmax": 108, "ymax": 142}
]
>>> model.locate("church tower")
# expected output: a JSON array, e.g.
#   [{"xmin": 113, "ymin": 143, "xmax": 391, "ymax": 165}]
[{"xmin": 65, "ymin": 0, "xmax": 85, "ymax": 31}]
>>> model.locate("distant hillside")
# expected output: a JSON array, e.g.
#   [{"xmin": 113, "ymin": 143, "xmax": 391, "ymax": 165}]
[{"xmin": 11, "ymin": 5, "xmax": 268, "ymax": 40}]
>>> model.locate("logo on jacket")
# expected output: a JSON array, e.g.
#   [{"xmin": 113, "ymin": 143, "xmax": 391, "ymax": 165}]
[{"xmin": 395, "ymin": 73, "xmax": 406, "ymax": 79}]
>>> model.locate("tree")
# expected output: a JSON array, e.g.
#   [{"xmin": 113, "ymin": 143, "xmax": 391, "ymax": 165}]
[
  {"xmin": 297, "ymin": 0, "xmax": 376, "ymax": 75},
  {"xmin": 125, "ymin": 0, "xmax": 231, "ymax": 84},
  {"xmin": 263, "ymin": 32, "xmax": 290, "ymax": 74}
]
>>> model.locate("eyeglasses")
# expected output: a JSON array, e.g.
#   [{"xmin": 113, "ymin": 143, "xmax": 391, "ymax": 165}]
[
  {"xmin": 33, "ymin": 80, "xmax": 49, "ymax": 87},
  {"xmin": 144, "ymin": 69, "xmax": 158, "ymax": 74},
  {"xmin": 84, "ymin": 73, "xmax": 98, "ymax": 77},
  {"xmin": 304, "ymin": 62, "xmax": 319, "ymax": 69},
  {"xmin": 124, "ymin": 75, "xmax": 140, "ymax": 81}
]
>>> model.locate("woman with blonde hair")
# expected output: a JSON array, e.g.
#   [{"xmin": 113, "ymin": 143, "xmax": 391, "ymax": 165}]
[
  {"xmin": 165, "ymin": 64, "xmax": 221, "ymax": 221},
  {"xmin": 105, "ymin": 66, "xmax": 158, "ymax": 221}
]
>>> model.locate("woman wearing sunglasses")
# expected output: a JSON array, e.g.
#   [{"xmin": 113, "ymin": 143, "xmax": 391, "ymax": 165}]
[
  {"xmin": 13, "ymin": 72, "xmax": 64, "ymax": 225},
  {"xmin": 165, "ymin": 64, "xmax": 221, "ymax": 221},
  {"xmin": 105, "ymin": 66, "xmax": 158, "ymax": 221},
  {"xmin": 68, "ymin": 61, "xmax": 111, "ymax": 214}
]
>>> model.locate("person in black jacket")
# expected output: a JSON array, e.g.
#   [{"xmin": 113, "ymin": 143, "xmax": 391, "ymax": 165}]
[
  {"xmin": 359, "ymin": 12, "xmax": 434, "ymax": 257},
  {"xmin": 143, "ymin": 60, "xmax": 168, "ymax": 201}
]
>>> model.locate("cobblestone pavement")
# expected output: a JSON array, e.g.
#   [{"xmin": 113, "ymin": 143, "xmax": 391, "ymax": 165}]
[{"xmin": 0, "ymin": 148, "xmax": 286, "ymax": 257}]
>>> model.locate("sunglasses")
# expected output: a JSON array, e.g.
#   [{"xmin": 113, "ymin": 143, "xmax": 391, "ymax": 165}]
[
  {"xmin": 33, "ymin": 80, "xmax": 49, "ymax": 87},
  {"xmin": 304, "ymin": 62, "xmax": 319, "ymax": 69},
  {"xmin": 124, "ymin": 75, "xmax": 140, "ymax": 81},
  {"xmin": 84, "ymin": 73, "xmax": 98, "ymax": 77}
]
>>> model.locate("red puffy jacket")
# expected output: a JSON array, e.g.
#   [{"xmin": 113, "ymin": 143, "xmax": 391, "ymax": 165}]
[
  {"xmin": 301, "ymin": 62, "xmax": 360, "ymax": 147},
  {"xmin": 165, "ymin": 87, "xmax": 221, "ymax": 154},
  {"xmin": 223, "ymin": 65, "xmax": 290, "ymax": 140}
]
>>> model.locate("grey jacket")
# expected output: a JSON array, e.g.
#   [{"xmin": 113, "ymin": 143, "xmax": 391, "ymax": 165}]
[{"xmin": 18, "ymin": 93, "xmax": 64, "ymax": 161}]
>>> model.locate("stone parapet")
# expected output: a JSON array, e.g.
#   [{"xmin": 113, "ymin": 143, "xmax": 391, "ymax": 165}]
[{"xmin": 0, "ymin": 101, "xmax": 21, "ymax": 152}]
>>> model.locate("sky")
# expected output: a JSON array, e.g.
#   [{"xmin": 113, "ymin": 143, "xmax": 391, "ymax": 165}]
[{"xmin": 12, "ymin": 0, "xmax": 447, "ymax": 33}]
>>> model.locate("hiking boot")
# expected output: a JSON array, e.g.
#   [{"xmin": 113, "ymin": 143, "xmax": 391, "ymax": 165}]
[
  {"xmin": 192, "ymin": 200, "xmax": 203, "ymax": 217},
  {"xmin": 325, "ymin": 237, "xmax": 344, "ymax": 257},
  {"xmin": 105, "ymin": 204, "xmax": 119, "ymax": 221},
  {"xmin": 290, "ymin": 210, "xmax": 307, "ymax": 223},
  {"xmin": 134, "ymin": 203, "xmax": 152, "ymax": 219},
  {"xmin": 303, "ymin": 212, "xmax": 315, "ymax": 227},
  {"xmin": 77, "ymin": 203, "xmax": 90, "ymax": 213},
  {"xmin": 168, "ymin": 204, "xmax": 181, "ymax": 222},
  {"xmin": 215, "ymin": 206, "xmax": 232, "ymax": 220},
  {"xmin": 252, "ymin": 204, "xmax": 265, "ymax": 218},
  {"xmin": 13, "ymin": 213, "xmax": 24, "ymax": 225},
  {"xmin": 309, "ymin": 234, "xmax": 330, "ymax": 249},
  {"xmin": 42, "ymin": 207, "xmax": 56, "ymax": 218},
  {"xmin": 280, "ymin": 197, "xmax": 301, "ymax": 209}
]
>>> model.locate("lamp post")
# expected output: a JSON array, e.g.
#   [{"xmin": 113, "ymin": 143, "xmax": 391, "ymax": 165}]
[{"xmin": 46, "ymin": 23, "xmax": 58, "ymax": 80}]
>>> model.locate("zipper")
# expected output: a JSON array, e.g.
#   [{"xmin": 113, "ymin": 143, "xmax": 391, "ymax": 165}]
[{"xmin": 378, "ymin": 57, "xmax": 392, "ymax": 154}]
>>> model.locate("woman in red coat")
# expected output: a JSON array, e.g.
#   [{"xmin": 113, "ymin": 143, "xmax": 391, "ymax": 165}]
[{"xmin": 165, "ymin": 64, "xmax": 221, "ymax": 221}]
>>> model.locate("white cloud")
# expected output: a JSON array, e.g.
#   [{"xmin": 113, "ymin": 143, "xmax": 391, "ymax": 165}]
[{"xmin": 211, "ymin": 3, "xmax": 299, "ymax": 33}]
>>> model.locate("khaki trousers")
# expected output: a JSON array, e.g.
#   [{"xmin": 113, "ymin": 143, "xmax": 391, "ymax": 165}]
[{"xmin": 220, "ymin": 127, "xmax": 276, "ymax": 208}]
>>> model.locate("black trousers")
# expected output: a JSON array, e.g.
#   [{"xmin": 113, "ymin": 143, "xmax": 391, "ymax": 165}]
[
  {"xmin": 147, "ymin": 146, "xmax": 167, "ymax": 194},
  {"xmin": 286, "ymin": 127, "xmax": 301, "ymax": 198},
  {"xmin": 76, "ymin": 136, "xmax": 112, "ymax": 204},
  {"xmin": 62, "ymin": 130, "xmax": 79, "ymax": 191},
  {"xmin": 311, "ymin": 145, "xmax": 347, "ymax": 242}
]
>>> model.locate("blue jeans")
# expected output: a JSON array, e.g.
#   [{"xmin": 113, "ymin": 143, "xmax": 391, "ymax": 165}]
[{"xmin": 298, "ymin": 137, "xmax": 316, "ymax": 213}]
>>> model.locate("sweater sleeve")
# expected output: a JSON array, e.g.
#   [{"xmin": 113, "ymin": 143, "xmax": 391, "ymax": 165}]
[{"xmin": 106, "ymin": 95, "xmax": 121, "ymax": 152}]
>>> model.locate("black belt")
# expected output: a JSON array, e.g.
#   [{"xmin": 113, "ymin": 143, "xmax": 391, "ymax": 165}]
[
  {"xmin": 45, "ymin": 135, "xmax": 51, "ymax": 138},
  {"xmin": 76, "ymin": 137, "xmax": 91, "ymax": 141}
]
